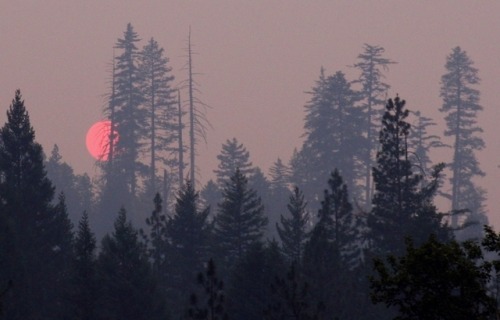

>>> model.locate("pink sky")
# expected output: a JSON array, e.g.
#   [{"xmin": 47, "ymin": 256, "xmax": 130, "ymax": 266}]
[{"xmin": 1, "ymin": 1, "xmax": 499, "ymax": 228}]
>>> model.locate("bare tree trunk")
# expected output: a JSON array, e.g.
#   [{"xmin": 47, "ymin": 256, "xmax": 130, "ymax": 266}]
[
  {"xmin": 177, "ymin": 89, "xmax": 184, "ymax": 189},
  {"xmin": 188, "ymin": 28, "xmax": 195, "ymax": 187}
]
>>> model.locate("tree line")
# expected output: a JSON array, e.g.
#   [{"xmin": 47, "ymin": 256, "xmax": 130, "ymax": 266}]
[
  {"xmin": 0, "ymin": 89, "xmax": 498, "ymax": 319},
  {"xmin": 0, "ymin": 23, "xmax": 494, "ymax": 319}
]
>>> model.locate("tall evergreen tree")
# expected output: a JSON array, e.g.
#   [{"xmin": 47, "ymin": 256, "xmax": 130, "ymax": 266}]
[
  {"xmin": 138, "ymin": 37, "xmax": 177, "ymax": 198},
  {"xmin": 353, "ymin": 44, "xmax": 395, "ymax": 208},
  {"xmin": 299, "ymin": 69, "xmax": 364, "ymax": 204},
  {"xmin": 0, "ymin": 90, "xmax": 70, "ymax": 319},
  {"xmin": 214, "ymin": 138, "xmax": 254, "ymax": 189},
  {"xmin": 214, "ymin": 168, "xmax": 267, "ymax": 269},
  {"xmin": 439, "ymin": 46, "xmax": 486, "ymax": 232},
  {"xmin": 368, "ymin": 97, "xmax": 448, "ymax": 257},
  {"xmin": 106, "ymin": 23, "xmax": 146, "ymax": 204},
  {"xmin": 97, "ymin": 208, "xmax": 165, "ymax": 320},
  {"xmin": 276, "ymin": 186, "xmax": 310, "ymax": 264}
]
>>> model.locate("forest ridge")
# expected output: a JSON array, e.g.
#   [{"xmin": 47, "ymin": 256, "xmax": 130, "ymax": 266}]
[{"xmin": 0, "ymin": 23, "xmax": 498, "ymax": 319}]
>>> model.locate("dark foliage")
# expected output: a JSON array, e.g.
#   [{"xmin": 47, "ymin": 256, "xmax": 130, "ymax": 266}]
[{"xmin": 370, "ymin": 235, "xmax": 496, "ymax": 319}]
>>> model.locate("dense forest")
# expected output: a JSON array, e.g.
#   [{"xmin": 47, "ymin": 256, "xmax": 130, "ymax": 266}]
[{"xmin": 1, "ymin": 23, "xmax": 499, "ymax": 319}]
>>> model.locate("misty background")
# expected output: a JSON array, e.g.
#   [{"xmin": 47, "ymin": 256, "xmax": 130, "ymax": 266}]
[{"xmin": 1, "ymin": 1, "xmax": 499, "ymax": 228}]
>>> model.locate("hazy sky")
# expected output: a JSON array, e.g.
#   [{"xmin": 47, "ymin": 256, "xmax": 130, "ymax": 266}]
[{"xmin": 1, "ymin": 1, "xmax": 500, "ymax": 227}]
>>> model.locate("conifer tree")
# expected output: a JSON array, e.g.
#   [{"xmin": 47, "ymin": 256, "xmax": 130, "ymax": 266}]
[
  {"xmin": 353, "ymin": 44, "xmax": 396, "ymax": 208},
  {"xmin": 300, "ymin": 70, "xmax": 364, "ymax": 204},
  {"xmin": 166, "ymin": 180, "xmax": 211, "ymax": 317},
  {"xmin": 97, "ymin": 208, "xmax": 165, "ymax": 320},
  {"xmin": 0, "ymin": 90, "xmax": 69, "ymax": 319},
  {"xmin": 214, "ymin": 138, "xmax": 254, "ymax": 189},
  {"xmin": 138, "ymin": 37, "xmax": 177, "ymax": 198},
  {"xmin": 107, "ymin": 23, "xmax": 145, "ymax": 202},
  {"xmin": 439, "ymin": 46, "xmax": 486, "ymax": 231},
  {"xmin": 71, "ymin": 211, "xmax": 98, "ymax": 320},
  {"xmin": 214, "ymin": 168, "xmax": 267, "ymax": 268},
  {"xmin": 276, "ymin": 186, "xmax": 310, "ymax": 263},
  {"xmin": 368, "ymin": 97, "xmax": 448, "ymax": 257},
  {"xmin": 301, "ymin": 170, "xmax": 359, "ymax": 318}
]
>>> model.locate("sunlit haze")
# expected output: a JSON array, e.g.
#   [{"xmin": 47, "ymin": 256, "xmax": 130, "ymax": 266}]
[{"xmin": 1, "ymin": 1, "xmax": 499, "ymax": 227}]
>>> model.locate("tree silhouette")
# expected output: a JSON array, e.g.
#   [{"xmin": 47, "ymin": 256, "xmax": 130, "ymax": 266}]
[
  {"xmin": 439, "ymin": 46, "xmax": 486, "ymax": 234},
  {"xmin": 353, "ymin": 44, "xmax": 396, "ymax": 208},
  {"xmin": 214, "ymin": 168, "xmax": 267, "ymax": 268}
]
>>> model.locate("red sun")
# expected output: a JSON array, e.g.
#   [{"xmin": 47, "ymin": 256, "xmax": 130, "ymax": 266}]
[{"xmin": 85, "ymin": 120, "xmax": 117, "ymax": 161}]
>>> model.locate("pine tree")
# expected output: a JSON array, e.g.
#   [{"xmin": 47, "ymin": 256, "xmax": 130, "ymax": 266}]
[
  {"xmin": 276, "ymin": 186, "xmax": 310, "ymax": 263},
  {"xmin": 320, "ymin": 170, "xmax": 359, "ymax": 266},
  {"xmin": 368, "ymin": 97, "xmax": 448, "ymax": 257},
  {"xmin": 214, "ymin": 168, "xmax": 267, "ymax": 269},
  {"xmin": 353, "ymin": 44, "xmax": 396, "ymax": 208},
  {"xmin": 301, "ymin": 170, "xmax": 359, "ymax": 318},
  {"xmin": 111, "ymin": 23, "xmax": 146, "ymax": 200},
  {"xmin": 439, "ymin": 46, "xmax": 486, "ymax": 232},
  {"xmin": 0, "ymin": 90, "xmax": 69, "ymax": 319},
  {"xmin": 138, "ymin": 37, "xmax": 177, "ymax": 198},
  {"xmin": 214, "ymin": 138, "xmax": 254, "ymax": 189},
  {"xmin": 165, "ymin": 180, "xmax": 211, "ymax": 317},
  {"xmin": 71, "ymin": 211, "xmax": 97, "ymax": 320},
  {"xmin": 97, "ymin": 208, "xmax": 165, "ymax": 320},
  {"xmin": 300, "ymin": 69, "xmax": 364, "ymax": 205}
]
